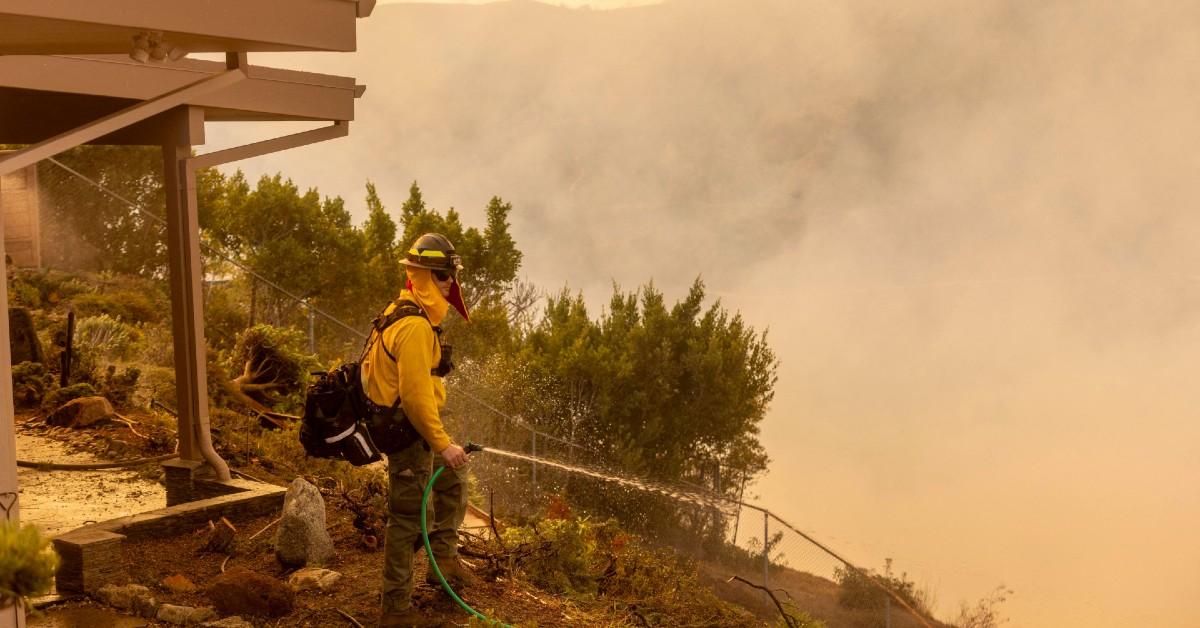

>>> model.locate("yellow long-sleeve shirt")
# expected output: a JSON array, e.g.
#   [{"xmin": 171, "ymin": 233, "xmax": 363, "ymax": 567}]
[{"xmin": 359, "ymin": 299, "xmax": 451, "ymax": 453}]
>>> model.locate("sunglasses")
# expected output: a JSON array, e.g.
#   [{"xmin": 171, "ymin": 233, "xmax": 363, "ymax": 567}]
[{"xmin": 432, "ymin": 269, "xmax": 454, "ymax": 282}]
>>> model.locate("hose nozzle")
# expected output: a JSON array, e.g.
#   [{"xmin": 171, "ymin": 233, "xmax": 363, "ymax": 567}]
[{"xmin": 464, "ymin": 442, "xmax": 485, "ymax": 454}]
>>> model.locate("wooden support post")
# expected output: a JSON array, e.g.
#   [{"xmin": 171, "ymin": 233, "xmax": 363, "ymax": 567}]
[
  {"xmin": 162, "ymin": 108, "xmax": 229, "ymax": 482},
  {"xmin": 0, "ymin": 176, "xmax": 26, "ymax": 628}
]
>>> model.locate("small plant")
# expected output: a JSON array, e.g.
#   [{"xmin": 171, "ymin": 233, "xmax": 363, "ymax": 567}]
[
  {"xmin": 464, "ymin": 610, "xmax": 512, "ymax": 627},
  {"xmin": 0, "ymin": 522, "xmax": 60, "ymax": 611},
  {"xmin": 955, "ymin": 585, "xmax": 1013, "ymax": 628},
  {"xmin": 780, "ymin": 600, "xmax": 827, "ymax": 628}
]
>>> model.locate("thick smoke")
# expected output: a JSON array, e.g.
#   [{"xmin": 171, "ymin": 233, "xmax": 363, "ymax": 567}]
[{"xmin": 209, "ymin": 2, "xmax": 1200, "ymax": 625}]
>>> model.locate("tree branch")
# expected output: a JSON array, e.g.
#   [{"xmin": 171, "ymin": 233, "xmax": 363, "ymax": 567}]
[
  {"xmin": 727, "ymin": 575, "xmax": 797, "ymax": 628},
  {"xmin": 236, "ymin": 381, "xmax": 287, "ymax": 393}
]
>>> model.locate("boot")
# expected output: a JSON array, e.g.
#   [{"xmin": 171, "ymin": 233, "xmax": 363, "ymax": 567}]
[
  {"xmin": 425, "ymin": 557, "xmax": 479, "ymax": 590},
  {"xmin": 378, "ymin": 608, "xmax": 437, "ymax": 628}
]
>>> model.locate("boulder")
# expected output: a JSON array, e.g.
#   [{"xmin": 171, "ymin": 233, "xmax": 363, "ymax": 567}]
[
  {"xmin": 95, "ymin": 582, "xmax": 159, "ymax": 618},
  {"xmin": 287, "ymin": 567, "xmax": 342, "ymax": 592},
  {"xmin": 8, "ymin": 307, "xmax": 44, "ymax": 365},
  {"xmin": 156, "ymin": 604, "xmax": 218, "ymax": 626},
  {"xmin": 273, "ymin": 478, "xmax": 333, "ymax": 567},
  {"xmin": 205, "ymin": 567, "xmax": 294, "ymax": 618},
  {"xmin": 46, "ymin": 396, "xmax": 115, "ymax": 428}
]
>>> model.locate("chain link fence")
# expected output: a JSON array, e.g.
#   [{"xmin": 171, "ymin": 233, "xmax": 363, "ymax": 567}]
[{"xmin": 441, "ymin": 380, "xmax": 942, "ymax": 628}]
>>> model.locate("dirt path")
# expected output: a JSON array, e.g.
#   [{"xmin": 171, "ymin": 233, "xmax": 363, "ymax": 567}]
[{"xmin": 15, "ymin": 431, "xmax": 165, "ymax": 538}]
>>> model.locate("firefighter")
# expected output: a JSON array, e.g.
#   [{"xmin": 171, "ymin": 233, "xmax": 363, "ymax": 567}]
[{"xmin": 362, "ymin": 233, "xmax": 476, "ymax": 627}]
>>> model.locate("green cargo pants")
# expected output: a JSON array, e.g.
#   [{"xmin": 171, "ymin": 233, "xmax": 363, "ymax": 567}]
[{"xmin": 380, "ymin": 439, "xmax": 467, "ymax": 614}]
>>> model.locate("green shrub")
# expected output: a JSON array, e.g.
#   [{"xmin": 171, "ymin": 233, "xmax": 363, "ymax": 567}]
[
  {"xmin": 136, "ymin": 322, "xmax": 174, "ymax": 368},
  {"xmin": 8, "ymin": 281, "xmax": 41, "ymax": 309},
  {"xmin": 0, "ymin": 522, "xmax": 59, "ymax": 610},
  {"xmin": 7, "ymin": 268, "xmax": 89, "ymax": 308},
  {"xmin": 43, "ymin": 382, "xmax": 97, "ymax": 409},
  {"xmin": 98, "ymin": 365, "xmax": 141, "ymax": 408},
  {"xmin": 221, "ymin": 324, "xmax": 318, "ymax": 413},
  {"xmin": 835, "ymin": 560, "xmax": 929, "ymax": 616},
  {"xmin": 502, "ymin": 516, "xmax": 610, "ymax": 595},
  {"xmin": 74, "ymin": 314, "xmax": 141, "ymax": 362},
  {"xmin": 499, "ymin": 514, "xmax": 757, "ymax": 626},
  {"xmin": 71, "ymin": 290, "xmax": 161, "ymax": 324},
  {"xmin": 204, "ymin": 282, "xmax": 250, "ymax": 351},
  {"xmin": 136, "ymin": 366, "xmax": 176, "ymax": 408},
  {"xmin": 11, "ymin": 362, "xmax": 53, "ymax": 409}
]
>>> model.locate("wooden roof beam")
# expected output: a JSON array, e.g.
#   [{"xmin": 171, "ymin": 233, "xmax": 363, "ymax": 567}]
[
  {"xmin": 0, "ymin": 68, "xmax": 245, "ymax": 176},
  {"xmin": 0, "ymin": 0, "xmax": 368, "ymax": 54},
  {"xmin": 188, "ymin": 121, "xmax": 348, "ymax": 171},
  {"xmin": 0, "ymin": 56, "xmax": 360, "ymax": 124}
]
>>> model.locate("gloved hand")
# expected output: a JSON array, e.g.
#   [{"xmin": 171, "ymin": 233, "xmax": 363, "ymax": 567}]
[{"xmin": 439, "ymin": 443, "xmax": 469, "ymax": 469}]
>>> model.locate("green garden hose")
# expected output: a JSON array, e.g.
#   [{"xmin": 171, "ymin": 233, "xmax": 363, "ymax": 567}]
[{"xmin": 422, "ymin": 461, "xmax": 512, "ymax": 628}]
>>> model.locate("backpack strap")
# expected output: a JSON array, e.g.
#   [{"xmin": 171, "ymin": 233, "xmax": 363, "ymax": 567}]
[
  {"xmin": 372, "ymin": 299, "xmax": 430, "ymax": 362},
  {"xmin": 359, "ymin": 299, "xmax": 445, "ymax": 413}
]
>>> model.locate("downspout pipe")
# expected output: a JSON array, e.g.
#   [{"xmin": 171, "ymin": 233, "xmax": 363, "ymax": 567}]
[{"xmin": 181, "ymin": 120, "xmax": 350, "ymax": 483}]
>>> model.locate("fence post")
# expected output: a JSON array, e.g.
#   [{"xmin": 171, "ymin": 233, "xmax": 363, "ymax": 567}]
[
  {"xmin": 763, "ymin": 511, "xmax": 769, "ymax": 588},
  {"xmin": 731, "ymin": 472, "xmax": 747, "ymax": 544},
  {"xmin": 885, "ymin": 595, "xmax": 892, "ymax": 628},
  {"xmin": 305, "ymin": 300, "xmax": 315, "ymax": 354},
  {"xmin": 531, "ymin": 428, "xmax": 538, "ymax": 488}
]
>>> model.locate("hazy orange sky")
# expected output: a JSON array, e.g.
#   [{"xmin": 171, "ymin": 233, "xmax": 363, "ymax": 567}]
[
  {"xmin": 378, "ymin": 0, "xmax": 658, "ymax": 7},
  {"xmin": 207, "ymin": 2, "xmax": 1200, "ymax": 625}
]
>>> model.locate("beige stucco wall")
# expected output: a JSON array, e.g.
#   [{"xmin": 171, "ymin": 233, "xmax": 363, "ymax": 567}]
[{"xmin": 0, "ymin": 161, "xmax": 40, "ymax": 269}]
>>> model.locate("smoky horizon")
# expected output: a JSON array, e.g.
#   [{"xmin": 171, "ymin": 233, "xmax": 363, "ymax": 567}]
[{"xmin": 193, "ymin": 2, "xmax": 1200, "ymax": 626}]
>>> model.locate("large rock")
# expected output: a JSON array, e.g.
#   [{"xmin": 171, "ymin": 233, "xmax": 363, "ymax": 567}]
[
  {"xmin": 273, "ymin": 478, "xmax": 333, "ymax": 567},
  {"xmin": 287, "ymin": 567, "xmax": 342, "ymax": 592},
  {"xmin": 95, "ymin": 583, "xmax": 159, "ymax": 618},
  {"xmin": 46, "ymin": 395, "xmax": 115, "ymax": 428},
  {"xmin": 8, "ymin": 307, "xmax": 44, "ymax": 365},
  {"xmin": 205, "ymin": 568, "xmax": 294, "ymax": 618}
]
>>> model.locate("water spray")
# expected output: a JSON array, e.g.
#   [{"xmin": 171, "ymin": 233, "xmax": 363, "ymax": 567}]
[
  {"xmin": 421, "ymin": 442, "xmax": 513, "ymax": 627},
  {"xmin": 423, "ymin": 440, "xmax": 731, "ymax": 626}
]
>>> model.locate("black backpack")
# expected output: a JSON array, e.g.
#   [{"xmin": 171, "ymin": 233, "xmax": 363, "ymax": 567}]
[{"xmin": 299, "ymin": 299, "xmax": 450, "ymax": 465}]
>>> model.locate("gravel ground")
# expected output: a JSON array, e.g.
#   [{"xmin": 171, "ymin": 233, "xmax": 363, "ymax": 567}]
[{"xmin": 15, "ymin": 428, "xmax": 166, "ymax": 538}]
